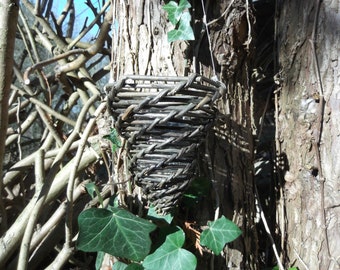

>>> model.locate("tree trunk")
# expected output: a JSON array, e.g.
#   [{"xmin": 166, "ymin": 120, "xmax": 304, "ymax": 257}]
[
  {"xmin": 0, "ymin": 0, "xmax": 19, "ymax": 234},
  {"xmin": 276, "ymin": 1, "xmax": 340, "ymax": 269},
  {"xmin": 196, "ymin": 0, "xmax": 258, "ymax": 268},
  {"xmin": 113, "ymin": 0, "xmax": 258, "ymax": 268}
]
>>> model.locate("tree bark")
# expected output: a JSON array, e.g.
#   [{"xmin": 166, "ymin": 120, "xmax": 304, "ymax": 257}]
[
  {"xmin": 0, "ymin": 0, "xmax": 19, "ymax": 234},
  {"xmin": 277, "ymin": 1, "xmax": 340, "ymax": 269},
  {"xmin": 196, "ymin": 0, "xmax": 258, "ymax": 268},
  {"xmin": 113, "ymin": 0, "xmax": 258, "ymax": 268}
]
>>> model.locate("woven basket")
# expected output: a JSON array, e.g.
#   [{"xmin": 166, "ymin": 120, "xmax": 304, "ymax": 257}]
[{"xmin": 106, "ymin": 74, "xmax": 225, "ymax": 212}]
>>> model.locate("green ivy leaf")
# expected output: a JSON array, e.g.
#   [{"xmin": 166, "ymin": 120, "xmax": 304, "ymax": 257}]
[
  {"xmin": 167, "ymin": 11, "xmax": 194, "ymax": 42},
  {"xmin": 85, "ymin": 182, "xmax": 103, "ymax": 207},
  {"xmin": 112, "ymin": 262, "xmax": 128, "ymax": 270},
  {"xmin": 146, "ymin": 206, "xmax": 173, "ymax": 225},
  {"xmin": 113, "ymin": 262, "xmax": 144, "ymax": 270},
  {"xmin": 126, "ymin": 264, "xmax": 144, "ymax": 270},
  {"xmin": 77, "ymin": 208, "xmax": 157, "ymax": 261},
  {"xmin": 200, "ymin": 216, "xmax": 242, "ymax": 254},
  {"xmin": 142, "ymin": 227, "xmax": 196, "ymax": 270},
  {"xmin": 95, "ymin": 251, "xmax": 105, "ymax": 270},
  {"xmin": 163, "ymin": 0, "xmax": 191, "ymax": 25},
  {"xmin": 182, "ymin": 177, "xmax": 211, "ymax": 207},
  {"xmin": 103, "ymin": 129, "xmax": 121, "ymax": 153}
]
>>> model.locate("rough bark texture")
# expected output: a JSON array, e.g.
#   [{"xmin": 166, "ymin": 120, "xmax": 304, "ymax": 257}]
[
  {"xmin": 195, "ymin": 0, "xmax": 258, "ymax": 268},
  {"xmin": 112, "ymin": 0, "xmax": 188, "ymax": 79},
  {"xmin": 113, "ymin": 0, "xmax": 258, "ymax": 268},
  {"xmin": 0, "ymin": 0, "xmax": 19, "ymax": 234},
  {"xmin": 277, "ymin": 1, "xmax": 340, "ymax": 269}
]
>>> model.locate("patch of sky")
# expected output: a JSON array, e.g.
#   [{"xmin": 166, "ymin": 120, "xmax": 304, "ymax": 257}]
[
  {"xmin": 52, "ymin": 0, "xmax": 105, "ymax": 42},
  {"xmin": 52, "ymin": 1, "xmax": 111, "ymax": 86}
]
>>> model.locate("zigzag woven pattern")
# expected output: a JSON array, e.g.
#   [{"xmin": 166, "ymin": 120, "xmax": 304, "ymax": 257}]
[{"xmin": 106, "ymin": 74, "xmax": 225, "ymax": 212}]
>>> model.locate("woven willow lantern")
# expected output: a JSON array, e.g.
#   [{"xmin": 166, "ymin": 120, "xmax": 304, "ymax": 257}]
[{"xmin": 106, "ymin": 74, "xmax": 225, "ymax": 212}]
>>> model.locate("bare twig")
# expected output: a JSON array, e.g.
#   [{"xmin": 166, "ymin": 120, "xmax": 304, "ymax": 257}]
[
  {"xmin": 17, "ymin": 149, "xmax": 45, "ymax": 270},
  {"xmin": 0, "ymin": 0, "xmax": 19, "ymax": 235},
  {"xmin": 206, "ymin": 0, "xmax": 234, "ymax": 26},
  {"xmin": 8, "ymin": 99, "xmax": 30, "ymax": 124},
  {"xmin": 29, "ymin": 180, "xmax": 88, "ymax": 255},
  {"xmin": 78, "ymin": 69, "xmax": 101, "ymax": 97},
  {"xmin": 19, "ymin": 9, "xmax": 41, "ymax": 63},
  {"xmin": 11, "ymin": 84, "xmax": 76, "ymax": 127},
  {"xmin": 65, "ymin": 94, "xmax": 100, "ymax": 246},
  {"xmin": 34, "ymin": 0, "xmax": 40, "ymax": 15},
  {"xmin": 293, "ymin": 247, "xmax": 310, "ymax": 270},
  {"xmin": 55, "ymin": 4, "xmax": 112, "ymax": 74},
  {"xmin": 2, "ymin": 135, "xmax": 99, "ymax": 188},
  {"xmin": 255, "ymin": 185, "xmax": 284, "ymax": 270},
  {"xmin": 16, "ymin": 97, "xmax": 23, "ymax": 160},
  {"xmin": 65, "ymin": 37, "xmax": 110, "ymax": 54},
  {"xmin": 36, "ymin": 180, "xmax": 112, "ymax": 269},
  {"xmin": 0, "ymin": 145, "xmax": 101, "ymax": 267},
  {"xmin": 52, "ymin": 101, "xmax": 106, "ymax": 269},
  {"xmin": 67, "ymin": 1, "xmax": 111, "ymax": 50},
  {"xmin": 66, "ymin": 1, "xmax": 75, "ymax": 38},
  {"xmin": 33, "ymin": 26, "xmax": 54, "ymax": 53},
  {"xmin": 12, "ymin": 67, "xmax": 67, "ymax": 147},
  {"xmin": 41, "ymin": 0, "xmax": 53, "ymax": 19},
  {"xmin": 57, "ymin": 0, "xmax": 74, "ymax": 26},
  {"xmin": 22, "ymin": 0, "xmax": 67, "ymax": 50},
  {"xmin": 23, "ymin": 49, "xmax": 87, "ymax": 85},
  {"xmin": 17, "ymin": 17, "xmax": 36, "ymax": 67},
  {"xmin": 2, "ymin": 2, "xmax": 112, "ymax": 269}
]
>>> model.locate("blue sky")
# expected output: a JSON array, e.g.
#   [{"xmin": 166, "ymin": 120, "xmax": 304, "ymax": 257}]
[{"xmin": 53, "ymin": 0, "xmax": 104, "ymax": 41}]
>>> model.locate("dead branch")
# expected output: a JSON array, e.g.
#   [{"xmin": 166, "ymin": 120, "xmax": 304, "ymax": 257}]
[
  {"xmin": 55, "ymin": 4, "xmax": 112, "ymax": 75},
  {"xmin": 23, "ymin": 49, "xmax": 87, "ymax": 85}
]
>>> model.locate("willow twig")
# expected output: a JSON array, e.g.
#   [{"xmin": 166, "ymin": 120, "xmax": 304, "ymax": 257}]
[
  {"xmin": 53, "ymin": 101, "xmax": 106, "ymax": 269},
  {"xmin": 22, "ymin": 0, "xmax": 67, "ymax": 50},
  {"xmin": 29, "ymin": 181, "xmax": 87, "ymax": 255},
  {"xmin": 255, "ymin": 185, "xmax": 284, "ymax": 270},
  {"xmin": 15, "ymin": 97, "xmax": 23, "ymax": 159},
  {"xmin": 17, "ymin": 149, "xmax": 45, "ymax": 270},
  {"xmin": 12, "ymin": 67, "xmax": 72, "ymax": 147},
  {"xmin": 17, "ymin": 17, "xmax": 36, "ymax": 66},
  {"xmin": 0, "ymin": 1, "xmax": 19, "ymax": 235},
  {"xmin": 3, "ymin": 135, "xmax": 98, "ymax": 188},
  {"xmin": 34, "ymin": 26, "xmax": 54, "ymax": 53},
  {"xmin": 67, "ymin": 1, "xmax": 111, "ymax": 50},
  {"xmin": 57, "ymin": 0, "xmax": 73, "ymax": 27},
  {"xmin": 11, "ymin": 84, "xmax": 76, "ymax": 127},
  {"xmin": 55, "ymin": 4, "xmax": 112, "ymax": 75},
  {"xmin": 19, "ymin": 9, "xmax": 40, "ymax": 63},
  {"xmin": 8, "ymin": 99, "xmax": 30, "ymax": 124},
  {"xmin": 65, "ymin": 37, "xmax": 111, "ymax": 54},
  {"xmin": 64, "ymin": 94, "xmax": 100, "ymax": 246},
  {"xmin": 34, "ymin": 0, "xmax": 40, "ymax": 15},
  {"xmin": 66, "ymin": 2, "xmax": 75, "ymax": 38},
  {"xmin": 6, "ymin": 111, "xmax": 38, "ymax": 146},
  {"xmin": 78, "ymin": 69, "xmax": 101, "ymax": 97},
  {"xmin": 0, "ymin": 146, "xmax": 101, "ymax": 267},
  {"xmin": 23, "ymin": 49, "xmax": 87, "ymax": 85}
]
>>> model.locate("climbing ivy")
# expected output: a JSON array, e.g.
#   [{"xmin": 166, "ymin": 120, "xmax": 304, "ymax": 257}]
[
  {"xmin": 77, "ymin": 184, "xmax": 241, "ymax": 269},
  {"xmin": 163, "ymin": 0, "xmax": 194, "ymax": 42}
]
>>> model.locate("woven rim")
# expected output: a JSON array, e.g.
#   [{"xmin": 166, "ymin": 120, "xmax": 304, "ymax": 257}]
[{"xmin": 106, "ymin": 74, "xmax": 225, "ymax": 211}]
